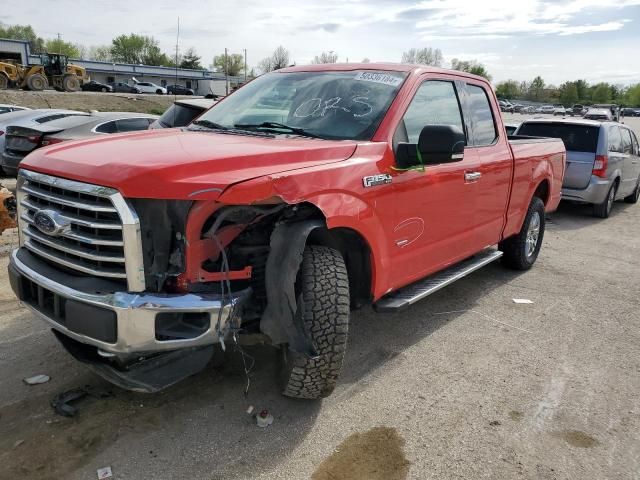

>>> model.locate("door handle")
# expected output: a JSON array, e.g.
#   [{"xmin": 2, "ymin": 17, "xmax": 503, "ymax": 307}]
[{"xmin": 464, "ymin": 171, "xmax": 482, "ymax": 182}]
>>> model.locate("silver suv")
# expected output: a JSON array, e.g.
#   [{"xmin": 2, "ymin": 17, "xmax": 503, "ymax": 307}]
[{"xmin": 516, "ymin": 119, "xmax": 640, "ymax": 217}]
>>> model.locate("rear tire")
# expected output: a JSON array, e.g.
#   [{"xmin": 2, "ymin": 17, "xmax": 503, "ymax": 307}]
[
  {"xmin": 280, "ymin": 245, "xmax": 350, "ymax": 399},
  {"xmin": 26, "ymin": 74, "xmax": 47, "ymax": 91},
  {"xmin": 593, "ymin": 182, "xmax": 617, "ymax": 218},
  {"xmin": 624, "ymin": 177, "xmax": 640, "ymax": 204},
  {"xmin": 499, "ymin": 197, "xmax": 545, "ymax": 270},
  {"xmin": 0, "ymin": 74, "xmax": 7, "ymax": 90},
  {"xmin": 101, "ymin": 87, "xmax": 107, "ymax": 93},
  {"xmin": 156, "ymin": 89, "xmax": 163, "ymax": 95}
]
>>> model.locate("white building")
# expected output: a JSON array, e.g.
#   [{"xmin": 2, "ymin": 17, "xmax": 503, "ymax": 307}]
[{"xmin": 1, "ymin": 38, "xmax": 243, "ymax": 96}]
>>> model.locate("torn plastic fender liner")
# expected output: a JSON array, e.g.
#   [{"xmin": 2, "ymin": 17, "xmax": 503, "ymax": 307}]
[{"xmin": 261, "ymin": 219, "xmax": 325, "ymax": 357}]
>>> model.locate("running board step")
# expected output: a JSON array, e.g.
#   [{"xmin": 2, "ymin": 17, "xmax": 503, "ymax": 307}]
[{"xmin": 374, "ymin": 249, "xmax": 503, "ymax": 312}]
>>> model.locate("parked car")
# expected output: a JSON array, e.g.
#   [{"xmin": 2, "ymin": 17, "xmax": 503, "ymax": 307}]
[
  {"xmin": 0, "ymin": 104, "xmax": 30, "ymax": 115},
  {"xmin": 540, "ymin": 105, "xmax": 555, "ymax": 114},
  {"xmin": 583, "ymin": 108, "xmax": 613, "ymax": 121},
  {"xmin": 516, "ymin": 119, "xmax": 640, "ymax": 217},
  {"xmin": 10, "ymin": 64, "xmax": 565, "ymax": 398},
  {"xmin": 149, "ymin": 98, "xmax": 216, "ymax": 129},
  {"xmin": 553, "ymin": 107, "xmax": 567, "ymax": 116},
  {"xmin": 592, "ymin": 104, "xmax": 620, "ymax": 122},
  {"xmin": 133, "ymin": 81, "xmax": 167, "ymax": 94},
  {"xmin": 504, "ymin": 122, "xmax": 521, "ymax": 135},
  {"xmin": 110, "ymin": 82, "xmax": 142, "ymax": 94},
  {"xmin": 498, "ymin": 100, "xmax": 514, "ymax": 113},
  {"xmin": 81, "ymin": 80, "xmax": 113, "ymax": 93},
  {"xmin": 166, "ymin": 84, "xmax": 195, "ymax": 95},
  {"xmin": 0, "ymin": 109, "xmax": 89, "ymax": 175},
  {"xmin": 569, "ymin": 104, "xmax": 586, "ymax": 116},
  {"xmin": 621, "ymin": 107, "xmax": 640, "ymax": 117},
  {"xmin": 1, "ymin": 112, "xmax": 157, "ymax": 175}
]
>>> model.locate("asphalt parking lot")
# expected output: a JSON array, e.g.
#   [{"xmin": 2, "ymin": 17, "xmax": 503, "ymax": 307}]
[{"xmin": 1, "ymin": 118, "xmax": 639, "ymax": 480}]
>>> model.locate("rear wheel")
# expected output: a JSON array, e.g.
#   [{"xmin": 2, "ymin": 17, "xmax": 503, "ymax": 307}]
[
  {"xmin": 156, "ymin": 89, "xmax": 163, "ymax": 95},
  {"xmin": 593, "ymin": 182, "xmax": 617, "ymax": 218},
  {"xmin": 101, "ymin": 87, "xmax": 107, "ymax": 93},
  {"xmin": 0, "ymin": 74, "xmax": 8, "ymax": 90},
  {"xmin": 280, "ymin": 245, "xmax": 350, "ymax": 399},
  {"xmin": 499, "ymin": 196, "xmax": 545, "ymax": 270},
  {"xmin": 624, "ymin": 177, "xmax": 640, "ymax": 204},
  {"xmin": 26, "ymin": 74, "xmax": 47, "ymax": 91},
  {"xmin": 62, "ymin": 75, "xmax": 80, "ymax": 92}
]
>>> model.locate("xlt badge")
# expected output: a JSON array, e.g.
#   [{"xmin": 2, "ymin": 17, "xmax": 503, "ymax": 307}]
[{"xmin": 363, "ymin": 174, "xmax": 392, "ymax": 188}]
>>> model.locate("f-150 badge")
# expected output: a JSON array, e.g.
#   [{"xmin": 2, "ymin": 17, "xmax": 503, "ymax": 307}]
[{"xmin": 363, "ymin": 174, "xmax": 392, "ymax": 188}]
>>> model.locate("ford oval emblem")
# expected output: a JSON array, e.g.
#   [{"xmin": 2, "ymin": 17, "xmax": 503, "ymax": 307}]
[{"xmin": 33, "ymin": 209, "xmax": 70, "ymax": 237}]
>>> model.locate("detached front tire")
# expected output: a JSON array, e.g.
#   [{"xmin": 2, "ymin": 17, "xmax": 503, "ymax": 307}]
[
  {"xmin": 280, "ymin": 245, "xmax": 350, "ymax": 399},
  {"xmin": 500, "ymin": 196, "xmax": 545, "ymax": 270}
]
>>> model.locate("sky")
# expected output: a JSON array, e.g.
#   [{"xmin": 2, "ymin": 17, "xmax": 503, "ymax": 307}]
[{"xmin": 2, "ymin": 0, "xmax": 640, "ymax": 85}]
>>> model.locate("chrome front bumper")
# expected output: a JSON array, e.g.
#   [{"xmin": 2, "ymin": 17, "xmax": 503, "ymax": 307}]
[{"xmin": 9, "ymin": 249, "xmax": 244, "ymax": 356}]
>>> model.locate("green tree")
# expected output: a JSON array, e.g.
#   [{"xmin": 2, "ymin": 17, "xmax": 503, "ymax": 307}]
[
  {"xmin": 0, "ymin": 23, "xmax": 45, "ymax": 53},
  {"xmin": 592, "ymin": 83, "xmax": 611, "ymax": 103},
  {"xmin": 87, "ymin": 45, "xmax": 112, "ymax": 62},
  {"xmin": 44, "ymin": 39, "xmax": 80, "ymax": 58},
  {"xmin": 559, "ymin": 82, "xmax": 579, "ymax": 106},
  {"xmin": 625, "ymin": 84, "xmax": 640, "ymax": 107},
  {"xmin": 573, "ymin": 79, "xmax": 589, "ymax": 103},
  {"xmin": 495, "ymin": 80, "xmax": 520, "ymax": 99},
  {"xmin": 110, "ymin": 34, "xmax": 170, "ymax": 66},
  {"xmin": 450, "ymin": 58, "xmax": 491, "ymax": 80},
  {"xmin": 213, "ymin": 53, "xmax": 244, "ymax": 76},
  {"xmin": 528, "ymin": 76, "xmax": 545, "ymax": 101},
  {"xmin": 179, "ymin": 48, "xmax": 202, "ymax": 70}
]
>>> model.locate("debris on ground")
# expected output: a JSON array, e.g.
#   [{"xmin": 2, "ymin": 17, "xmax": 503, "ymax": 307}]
[
  {"xmin": 0, "ymin": 185, "xmax": 17, "ymax": 234},
  {"xmin": 256, "ymin": 409, "xmax": 274, "ymax": 428},
  {"xmin": 51, "ymin": 385, "xmax": 113, "ymax": 417},
  {"xmin": 246, "ymin": 405, "xmax": 255, "ymax": 415},
  {"xmin": 23, "ymin": 374, "xmax": 51, "ymax": 385},
  {"xmin": 96, "ymin": 466, "xmax": 113, "ymax": 479},
  {"xmin": 13, "ymin": 439, "xmax": 24, "ymax": 449},
  {"xmin": 512, "ymin": 298, "xmax": 534, "ymax": 304}
]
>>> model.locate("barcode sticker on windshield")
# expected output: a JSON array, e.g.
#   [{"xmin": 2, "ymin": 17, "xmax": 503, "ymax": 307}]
[{"xmin": 354, "ymin": 72, "xmax": 403, "ymax": 87}]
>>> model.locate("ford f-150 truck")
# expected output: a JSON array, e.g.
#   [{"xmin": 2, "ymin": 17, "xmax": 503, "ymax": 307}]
[{"xmin": 8, "ymin": 64, "xmax": 565, "ymax": 398}]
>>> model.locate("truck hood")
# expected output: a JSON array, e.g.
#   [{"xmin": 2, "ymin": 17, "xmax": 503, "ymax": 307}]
[{"xmin": 20, "ymin": 129, "xmax": 358, "ymax": 200}]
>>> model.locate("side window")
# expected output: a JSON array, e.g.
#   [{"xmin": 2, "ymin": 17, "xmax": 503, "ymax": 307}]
[
  {"xmin": 466, "ymin": 84, "xmax": 497, "ymax": 146},
  {"xmin": 608, "ymin": 126, "xmax": 623, "ymax": 153},
  {"xmin": 95, "ymin": 121, "xmax": 117, "ymax": 134},
  {"xmin": 401, "ymin": 80, "xmax": 464, "ymax": 144},
  {"xmin": 116, "ymin": 118, "xmax": 152, "ymax": 132},
  {"xmin": 620, "ymin": 128, "xmax": 633, "ymax": 154}
]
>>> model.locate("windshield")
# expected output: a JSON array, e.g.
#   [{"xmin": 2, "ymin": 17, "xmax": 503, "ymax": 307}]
[
  {"xmin": 518, "ymin": 122, "xmax": 599, "ymax": 153},
  {"xmin": 194, "ymin": 70, "xmax": 408, "ymax": 140}
]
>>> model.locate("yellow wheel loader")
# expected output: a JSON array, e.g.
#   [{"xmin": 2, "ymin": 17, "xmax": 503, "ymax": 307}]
[{"xmin": 0, "ymin": 53, "xmax": 89, "ymax": 92}]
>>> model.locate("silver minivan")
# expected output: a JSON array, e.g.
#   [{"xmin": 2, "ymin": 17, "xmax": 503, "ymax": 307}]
[{"xmin": 516, "ymin": 119, "xmax": 640, "ymax": 217}]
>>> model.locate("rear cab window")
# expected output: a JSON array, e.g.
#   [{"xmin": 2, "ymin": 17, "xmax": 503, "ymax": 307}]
[
  {"xmin": 517, "ymin": 123, "xmax": 600, "ymax": 153},
  {"xmin": 116, "ymin": 117, "xmax": 153, "ymax": 132}
]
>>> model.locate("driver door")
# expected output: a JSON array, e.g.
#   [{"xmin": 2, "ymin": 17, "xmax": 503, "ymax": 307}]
[{"xmin": 390, "ymin": 78, "xmax": 481, "ymax": 289}]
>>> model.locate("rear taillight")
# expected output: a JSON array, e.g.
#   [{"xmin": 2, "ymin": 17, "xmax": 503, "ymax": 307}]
[
  {"xmin": 593, "ymin": 155, "xmax": 608, "ymax": 178},
  {"xmin": 41, "ymin": 137, "xmax": 65, "ymax": 146}
]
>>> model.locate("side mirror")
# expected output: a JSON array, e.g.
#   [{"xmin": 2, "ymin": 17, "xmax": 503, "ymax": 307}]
[{"xmin": 396, "ymin": 124, "xmax": 466, "ymax": 169}]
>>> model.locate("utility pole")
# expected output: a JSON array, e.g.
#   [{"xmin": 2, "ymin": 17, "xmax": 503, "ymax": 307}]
[
  {"xmin": 225, "ymin": 47, "xmax": 229, "ymax": 95},
  {"xmin": 244, "ymin": 48, "xmax": 247, "ymax": 82}
]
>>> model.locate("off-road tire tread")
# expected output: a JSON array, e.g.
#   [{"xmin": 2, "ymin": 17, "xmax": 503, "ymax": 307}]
[
  {"xmin": 281, "ymin": 245, "xmax": 350, "ymax": 399},
  {"xmin": 499, "ymin": 196, "xmax": 545, "ymax": 271}
]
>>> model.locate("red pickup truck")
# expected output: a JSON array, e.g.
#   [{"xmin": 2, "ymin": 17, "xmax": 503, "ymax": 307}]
[{"xmin": 9, "ymin": 64, "xmax": 565, "ymax": 398}]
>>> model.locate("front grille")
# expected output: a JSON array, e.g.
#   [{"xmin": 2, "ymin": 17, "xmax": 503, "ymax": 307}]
[{"xmin": 17, "ymin": 170, "xmax": 146, "ymax": 291}]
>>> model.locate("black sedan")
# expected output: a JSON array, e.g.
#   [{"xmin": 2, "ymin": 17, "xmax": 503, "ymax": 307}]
[
  {"xmin": 81, "ymin": 80, "xmax": 113, "ymax": 93},
  {"xmin": 167, "ymin": 84, "xmax": 195, "ymax": 95}
]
